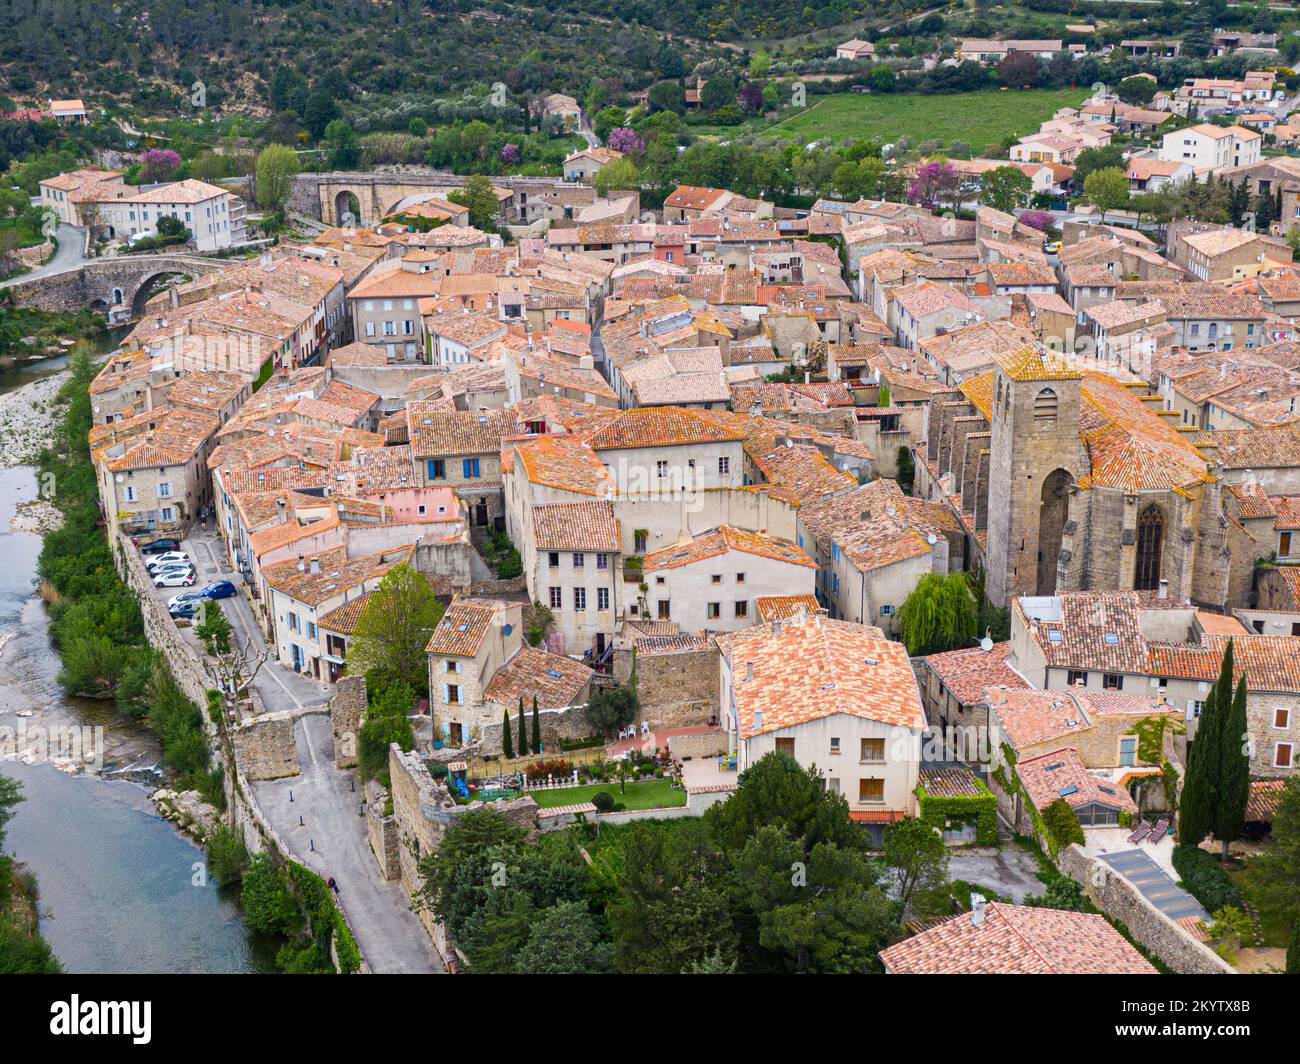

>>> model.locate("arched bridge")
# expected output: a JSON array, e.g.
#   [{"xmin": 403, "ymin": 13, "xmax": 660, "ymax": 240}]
[{"xmin": 1, "ymin": 253, "xmax": 228, "ymax": 319}]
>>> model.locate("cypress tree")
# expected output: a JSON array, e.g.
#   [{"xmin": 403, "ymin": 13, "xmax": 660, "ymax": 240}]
[
  {"xmin": 1213, "ymin": 674, "xmax": 1250, "ymax": 857},
  {"xmin": 1180, "ymin": 640, "xmax": 1233, "ymax": 847},
  {"xmin": 531, "ymin": 695, "xmax": 542, "ymax": 754},
  {"xmin": 1287, "ymin": 921, "xmax": 1300, "ymax": 975},
  {"xmin": 501, "ymin": 708, "xmax": 514, "ymax": 759},
  {"xmin": 517, "ymin": 697, "xmax": 529, "ymax": 756}
]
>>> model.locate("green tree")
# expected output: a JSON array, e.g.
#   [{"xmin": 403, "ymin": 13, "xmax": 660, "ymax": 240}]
[
  {"xmin": 501, "ymin": 707, "xmax": 514, "ymax": 759},
  {"xmin": 240, "ymin": 854, "xmax": 299, "ymax": 936},
  {"xmin": 1024, "ymin": 875, "xmax": 1087, "ymax": 911},
  {"xmin": 323, "ymin": 118, "xmax": 360, "ymax": 170},
  {"xmin": 593, "ymin": 157, "xmax": 641, "ymax": 197},
  {"xmin": 585, "ymin": 686, "xmax": 638, "ymax": 736},
  {"xmin": 358, "ymin": 681, "xmax": 416, "ymax": 785},
  {"xmin": 896, "ymin": 445, "xmax": 915, "ymax": 495},
  {"xmin": 1243, "ymin": 777, "xmax": 1300, "ymax": 931},
  {"xmin": 1287, "ymin": 920, "xmax": 1300, "ymax": 974},
  {"xmin": 254, "ymin": 144, "xmax": 300, "ymax": 209},
  {"xmin": 195, "ymin": 601, "xmax": 233, "ymax": 657},
  {"xmin": 1180, "ymin": 641, "xmax": 1233, "ymax": 848},
  {"xmin": 1072, "ymin": 143, "xmax": 1126, "ymax": 185},
  {"xmin": 700, "ymin": 76, "xmax": 737, "ymax": 112},
  {"xmin": 513, "ymin": 900, "xmax": 614, "ymax": 974},
  {"xmin": 448, "ymin": 174, "xmax": 502, "ymax": 231},
  {"xmin": 517, "ymin": 700, "xmax": 528, "ymax": 757},
  {"xmin": 1213, "ymin": 675, "xmax": 1250, "ymax": 857},
  {"xmin": 647, "ymin": 81, "xmax": 687, "ymax": 115},
  {"xmin": 883, "ymin": 816, "xmax": 949, "ymax": 914},
  {"xmin": 1041, "ymin": 797, "xmax": 1086, "ymax": 852},
  {"xmin": 1116, "ymin": 77, "xmax": 1157, "ymax": 106},
  {"xmin": 346, "ymin": 565, "xmax": 442, "ymax": 693},
  {"xmin": 531, "ymin": 695, "xmax": 541, "ymax": 754},
  {"xmin": 1083, "ymin": 166, "xmax": 1130, "ymax": 223},
  {"xmin": 706, "ymin": 751, "xmax": 859, "ymax": 854},
  {"xmin": 896, "ymin": 572, "xmax": 979, "ymax": 656},
  {"xmin": 980, "ymin": 165, "xmax": 1033, "ymax": 213}
]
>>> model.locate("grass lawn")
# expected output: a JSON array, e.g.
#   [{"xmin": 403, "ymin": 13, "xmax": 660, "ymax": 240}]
[
  {"xmin": 529, "ymin": 778, "xmax": 686, "ymax": 811},
  {"xmin": 742, "ymin": 88, "xmax": 1090, "ymax": 154},
  {"xmin": 1228, "ymin": 864, "xmax": 1291, "ymax": 948}
]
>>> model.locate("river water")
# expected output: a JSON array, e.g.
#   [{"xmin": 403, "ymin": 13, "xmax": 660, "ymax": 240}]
[{"xmin": 0, "ymin": 371, "xmax": 276, "ymax": 971}]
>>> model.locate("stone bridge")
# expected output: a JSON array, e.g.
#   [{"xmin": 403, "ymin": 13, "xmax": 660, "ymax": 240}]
[
  {"xmin": 294, "ymin": 170, "xmax": 587, "ymax": 226},
  {"xmin": 3, "ymin": 253, "xmax": 227, "ymax": 317}
]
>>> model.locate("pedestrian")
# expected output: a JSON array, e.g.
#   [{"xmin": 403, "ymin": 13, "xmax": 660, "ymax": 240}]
[{"xmin": 327, "ymin": 876, "xmax": 339, "ymax": 895}]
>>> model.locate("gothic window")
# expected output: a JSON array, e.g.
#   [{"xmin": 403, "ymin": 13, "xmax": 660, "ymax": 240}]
[
  {"xmin": 1134, "ymin": 505, "xmax": 1164, "ymax": 591},
  {"xmin": 1033, "ymin": 387, "xmax": 1058, "ymax": 430}
]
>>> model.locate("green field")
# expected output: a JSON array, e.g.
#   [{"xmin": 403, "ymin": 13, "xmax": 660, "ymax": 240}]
[
  {"xmin": 529, "ymin": 779, "xmax": 687, "ymax": 811},
  {"xmin": 744, "ymin": 88, "xmax": 1091, "ymax": 154}
]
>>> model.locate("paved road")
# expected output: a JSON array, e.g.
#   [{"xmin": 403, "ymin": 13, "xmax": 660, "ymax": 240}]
[
  {"xmin": 0, "ymin": 223, "xmax": 86, "ymax": 288},
  {"xmin": 1099, "ymin": 848, "xmax": 1207, "ymax": 922},
  {"xmin": 251, "ymin": 714, "xmax": 445, "ymax": 973},
  {"xmin": 147, "ymin": 531, "xmax": 440, "ymax": 971}
]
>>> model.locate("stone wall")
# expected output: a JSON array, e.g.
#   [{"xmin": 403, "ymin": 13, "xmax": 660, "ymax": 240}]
[
  {"xmin": 480, "ymin": 702, "xmax": 593, "ymax": 755},
  {"xmin": 231, "ymin": 710, "xmax": 303, "ymax": 781},
  {"xmin": 1058, "ymin": 844, "xmax": 1235, "ymax": 975},
  {"xmin": 388, "ymin": 743, "xmax": 539, "ymax": 953},
  {"xmin": 5, "ymin": 254, "xmax": 226, "ymax": 314},
  {"xmin": 667, "ymin": 730, "xmax": 728, "ymax": 760},
  {"xmin": 613, "ymin": 645, "xmax": 719, "ymax": 728},
  {"xmin": 330, "ymin": 675, "xmax": 366, "ymax": 769}
]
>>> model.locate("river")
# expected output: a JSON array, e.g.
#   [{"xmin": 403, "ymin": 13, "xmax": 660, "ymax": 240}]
[{"xmin": 0, "ymin": 371, "xmax": 276, "ymax": 971}]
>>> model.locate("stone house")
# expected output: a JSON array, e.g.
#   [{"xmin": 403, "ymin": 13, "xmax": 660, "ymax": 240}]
[{"xmin": 717, "ymin": 614, "xmax": 928, "ymax": 846}]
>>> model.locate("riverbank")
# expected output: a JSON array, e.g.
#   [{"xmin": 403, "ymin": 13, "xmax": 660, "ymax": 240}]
[{"xmin": 0, "ymin": 369, "xmax": 65, "ymax": 468}]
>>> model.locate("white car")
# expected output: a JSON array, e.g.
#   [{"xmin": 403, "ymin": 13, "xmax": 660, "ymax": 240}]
[
  {"xmin": 154, "ymin": 568, "xmax": 196, "ymax": 587},
  {"xmin": 146, "ymin": 551, "xmax": 190, "ymax": 571}
]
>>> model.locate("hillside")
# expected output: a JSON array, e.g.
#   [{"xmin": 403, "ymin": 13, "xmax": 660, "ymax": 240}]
[{"xmin": 0, "ymin": 0, "xmax": 927, "ymax": 115}]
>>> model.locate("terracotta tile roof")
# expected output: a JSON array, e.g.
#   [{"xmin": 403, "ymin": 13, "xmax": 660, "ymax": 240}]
[
  {"xmin": 100, "ymin": 407, "xmax": 220, "ymax": 472},
  {"xmin": 718, "ymin": 615, "xmax": 925, "ymax": 737},
  {"xmin": 1247, "ymin": 779, "xmax": 1285, "ymax": 822},
  {"xmin": 754, "ymin": 594, "xmax": 822, "ymax": 622},
  {"xmin": 508, "ymin": 434, "xmax": 614, "ymax": 497},
  {"xmin": 924, "ymin": 642, "xmax": 1027, "ymax": 705},
  {"xmin": 425, "ymin": 597, "xmax": 506, "ymax": 658},
  {"xmin": 583, "ymin": 406, "xmax": 744, "ymax": 450},
  {"xmin": 1016, "ymin": 747, "xmax": 1140, "ymax": 817},
  {"xmin": 879, "ymin": 902, "xmax": 1155, "ymax": 974},
  {"xmin": 993, "ymin": 344, "xmax": 1081, "ymax": 383},
  {"xmin": 483, "ymin": 646, "xmax": 594, "ymax": 709},
  {"xmin": 408, "ymin": 407, "xmax": 515, "ymax": 458},
  {"xmin": 918, "ymin": 765, "xmax": 987, "ymax": 798},
  {"xmin": 531, "ymin": 501, "xmax": 620, "ymax": 552},
  {"xmin": 986, "ymin": 261, "xmax": 1057, "ymax": 288},
  {"xmin": 893, "ymin": 281, "xmax": 980, "ymax": 320},
  {"xmin": 643, "ymin": 525, "xmax": 815, "ymax": 573},
  {"xmin": 317, "ymin": 591, "xmax": 373, "ymax": 635},
  {"xmin": 262, "ymin": 545, "xmax": 410, "ymax": 607}
]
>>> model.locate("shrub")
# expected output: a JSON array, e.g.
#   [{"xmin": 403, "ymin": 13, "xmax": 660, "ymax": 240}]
[
  {"xmin": 1172, "ymin": 846, "xmax": 1242, "ymax": 912},
  {"xmin": 240, "ymin": 854, "xmax": 300, "ymax": 936},
  {"xmin": 585, "ymin": 686, "xmax": 638, "ymax": 736},
  {"xmin": 1041, "ymin": 798, "xmax": 1085, "ymax": 855},
  {"xmin": 206, "ymin": 823, "xmax": 250, "ymax": 886},
  {"xmin": 525, "ymin": 758, "xmax": 572, "ymax": 781},
  {"xmin": 592, "ymin": 791, "xmax": 615, "ymax": 813}
]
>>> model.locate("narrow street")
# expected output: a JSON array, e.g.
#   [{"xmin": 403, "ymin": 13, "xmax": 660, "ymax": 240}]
[{"xmin": 174, "ymin": 528, "xmax": 442, "ymax": 972}]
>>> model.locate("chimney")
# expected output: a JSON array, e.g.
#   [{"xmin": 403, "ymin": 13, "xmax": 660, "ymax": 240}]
[
  {"xmin": 970, "ymin": 893, "xmax": 987, "ymax": 927},
  {"xmin": 772, "ymin": 619, "xmax": 782, "ymax": 636},
  {"xmin": 309, "ymin": 558, "xmax": 320, "ymax": 574},
  {"xmin": 745, "ymin": 660, "xmax": 754, "ymax": 682},
  {"xmin": 1158, "ymin": 578, "xmax": 1168, "ymax": 599}
]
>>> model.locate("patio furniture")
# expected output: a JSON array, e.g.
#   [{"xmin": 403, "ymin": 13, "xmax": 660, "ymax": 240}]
[
  {"xmin": 1147, "ymin": 818, "xmax": 1170, "ymax": 844},
  {"xmin": 1127, "ymin": 820, "xmax": 1153, "ymax": 845}
]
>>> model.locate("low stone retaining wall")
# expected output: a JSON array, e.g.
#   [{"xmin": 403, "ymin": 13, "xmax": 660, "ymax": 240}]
[
  {"xmin": 668, "ymin": 730, "xmax": 728, "ymax": 760},
  {"xmin": 597, "ymin": 804, "xmax": 694, "ymax": 826},
  {"xmin": 1058, "ymin": 844, "xmax": 1234, "ymax": 975}
]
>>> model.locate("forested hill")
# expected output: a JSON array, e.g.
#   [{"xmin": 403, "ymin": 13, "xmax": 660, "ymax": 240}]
[{"xmin": 0, "ymin": 0, "xmax": 911, "ymax": 112}]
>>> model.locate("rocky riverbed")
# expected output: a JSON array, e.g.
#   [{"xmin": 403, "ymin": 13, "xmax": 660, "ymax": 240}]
[{"xmin": 0, "ymin": 368, "xmax": 66, "ymax": 468}]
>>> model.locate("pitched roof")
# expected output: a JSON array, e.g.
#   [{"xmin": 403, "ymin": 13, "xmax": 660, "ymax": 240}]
[
  {"xmin": 879, "ymin": 902, "xmax": 1155, "ymax": 974},
  {"xmin": 1016, "ymin": 747, "xmax": 1140, "ymax": 816},
  {"xmin": 425, "ymin": 598, "xmax": 505, "ymax": 658},
  {"xmin": 717, "ymin": 615, "xmax": 925, "ymax": 737},
  {"xmin": 644, "ymin": 525, "xmax": 815, "ymax": 573},
  {"xmin": 924, "ymin": 642, "xmax": 1027, "ymax": 705},
  {"xmin": 483, "ymin": 646, "xmax": 594, "ymax": 709},
  {"xmin": 531, "ymin": 501, "xmax": 620, "ymax": 552}
]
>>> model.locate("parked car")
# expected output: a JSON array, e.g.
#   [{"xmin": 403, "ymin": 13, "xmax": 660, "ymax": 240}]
[
  {"xmin": 146, "ymin": 551, "xmax": 190, "ymax": 572},
  {"xmin": 169, "ymin": 600, "xmax": 200, "ymax": 619},
  {"xmin": 139, "ymin": 538, "xmax": 181, "ymax": 555},
  {"xmin": 1042, "ymin": 239, "xmax": 1062, "ymax": 254},
  {"xmin": 201, "ymin": 580, "xmax": 237, "ymax": 599},
  {"xmin": 168, "ymin": 590, "xmax": 206, "ymax": 610},
  {"xmin": 155, "ymin": 570, "xmax": 196, "ymax": 588},
  {"xmin": 151, "ymin": 561, "xmax": 195, "ymax": 578}
]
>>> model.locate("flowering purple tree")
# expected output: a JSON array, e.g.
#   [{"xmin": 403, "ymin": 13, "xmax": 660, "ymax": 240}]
[
  {"xmin": 500, "ymin": 143, "xmax": 521, "ymax": 166},
  {"xmin": 738, "ymin": 84, "xmax": 764, "ymax": 112},
  {"xmin": 1019, "ymin": 210, "xmax": 1053, "ymax": 232},
  {"xmin": 140, "ymin": 148, "xmax": 181, "ymax": 184},
  {"xmin": 606, "ymin": 127, "xmax": 645, "ymax": 156},
  {"xmin": 907, "ymin": 159, "xmax": 959, "ymax": 211}
]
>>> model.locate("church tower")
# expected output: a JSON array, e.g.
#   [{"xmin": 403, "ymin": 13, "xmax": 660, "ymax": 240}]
[{"xmin": 985, "ymin": 347, "xmax": 1087, "ymax": 606}]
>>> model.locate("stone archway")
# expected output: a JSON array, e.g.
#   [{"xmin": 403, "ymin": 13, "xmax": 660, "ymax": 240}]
[
  {"xmin": 129, "ymin": 271, "xmax": 191, "ymax": 317},
  {"xmin": 333, "ymin": 189, "xmax": 362, "ymax": 226},
  {"xmin": 1036, "ymin": 468, "xmax": 1073, "ymax": 596}
]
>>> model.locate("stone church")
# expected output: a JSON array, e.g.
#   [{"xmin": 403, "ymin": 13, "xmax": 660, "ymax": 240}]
[{"xmin": 917, "ymin": 345, "xmax": 1300, "ymax": 609}]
